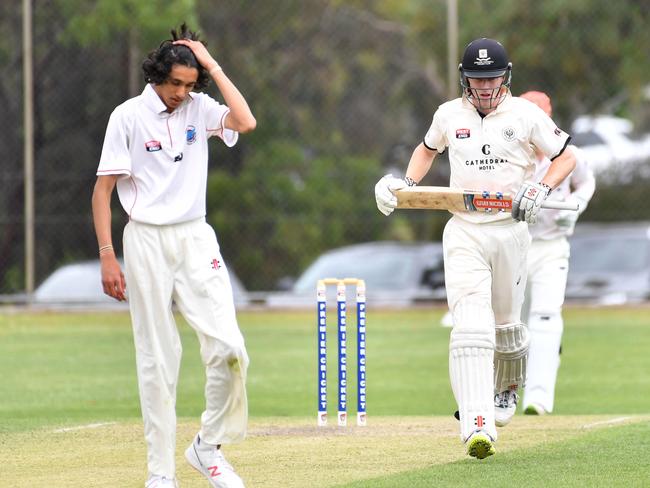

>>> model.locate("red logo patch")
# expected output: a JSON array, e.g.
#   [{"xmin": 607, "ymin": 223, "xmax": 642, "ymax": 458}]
[
  {"xmin": 474, "ymin": 198, "xmax": 512, "ymax": 209},
  {"xmin": 475, "ymin": 415, "xmax": 484, "ymax": 428},
  {"xmin": 456, "ymin": 128, "xmax": 471, "ymax": 139},
  {"xmin": 145, "ymin": 140, "xmax": 162, "ymax": 152},
  {"xmin": 211, "ymin": 259, "xmax": 221, "ymax": 270},
  {"xmin": 208, "ymin": 465, "xmax": 222, "ymax": 477}
]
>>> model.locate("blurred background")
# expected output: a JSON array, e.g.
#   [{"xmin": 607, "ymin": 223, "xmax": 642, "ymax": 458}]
[{"xmin": 2, "ymin": 0, "xmax": 650, "ymax": 304}]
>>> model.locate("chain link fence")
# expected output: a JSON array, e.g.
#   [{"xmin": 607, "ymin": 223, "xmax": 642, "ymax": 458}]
[{"xmin": 2, "ymin": 0, "xmax": 649, "ymax": 297}]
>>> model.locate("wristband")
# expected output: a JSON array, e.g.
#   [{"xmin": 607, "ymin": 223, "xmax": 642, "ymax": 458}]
[
  {"xmin": 99, "ymin": 244, "xmax": 114, "ymax": 255},
  {"xmin": 404, "ymin": 176, "xmax": 417, "ymax": 187}
]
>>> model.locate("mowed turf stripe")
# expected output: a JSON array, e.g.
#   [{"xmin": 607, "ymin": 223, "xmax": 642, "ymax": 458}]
[
  {"xmin": 4, "ymin": 415, "xmax": 648, "ymax": 487},
  {"xmin": 340, "ymin": 417, "xmax": 650, "ymax": 488}
]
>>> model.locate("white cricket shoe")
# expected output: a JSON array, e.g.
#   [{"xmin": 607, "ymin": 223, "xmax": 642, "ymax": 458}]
[
  {"xmin": 185, "ymin": 434, "xmax": 245, "ymax": 488},
  {"xmin": 145, "ymin": 475, "xmax": 178, "ymax": 488},
  {"xmin": 494, "ymin": 389, "xmax": 519, "ymax": 427}
]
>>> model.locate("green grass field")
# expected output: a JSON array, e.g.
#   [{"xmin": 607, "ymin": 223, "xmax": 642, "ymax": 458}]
[{"xmin": 1, "ymin": 306, "xmax": 650, "ymax": 487}]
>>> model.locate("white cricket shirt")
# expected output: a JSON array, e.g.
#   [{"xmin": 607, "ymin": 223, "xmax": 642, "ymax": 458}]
[
  {"xmin": 424, "ymin": 93, "xmax": 571, "ymax": 223},
  {"xmin": 97, "ymin": 84, "xmax": 237, "ymax": 225},
  {"xmin": 529, "ymin": 145, "xmax": 595, "ymax": 240}
]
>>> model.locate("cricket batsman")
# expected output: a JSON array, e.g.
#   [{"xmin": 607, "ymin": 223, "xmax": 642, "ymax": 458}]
[
  {"xmin": 518, "ymin": 91, "xmax": 595, "ymax": 416},
  {"xmin": 92, "ymin": 24, "xmax": 256, "ymax": 487},
  {"xmin": 375, "ymin": 38, "xmax": 576, "ymax": 458}
]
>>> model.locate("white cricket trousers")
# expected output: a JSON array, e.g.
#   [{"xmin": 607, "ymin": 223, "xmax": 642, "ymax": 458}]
[
  {"xmin": 444, "ymin": 216, "xmax": 530, "ymax": 441},
  {"xmin": 123, "ymin": 217, "xmax": 249, "ymax": 479},
  {"xmin": 522, "ymin": 237, "xmax": 570, "ymax": 413}
]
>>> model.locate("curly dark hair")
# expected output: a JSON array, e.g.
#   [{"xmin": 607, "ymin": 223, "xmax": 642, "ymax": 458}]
[{"xmin": 142, "ymin": 23, "xmax": 211, "ymax": 90}]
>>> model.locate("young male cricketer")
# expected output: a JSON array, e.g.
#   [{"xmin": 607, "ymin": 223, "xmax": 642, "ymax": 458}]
[
  {"xmin": 92, "ymin": 24, "xmax": 256, "ymax": 488},
  {"xmin": 518, "ymin": 91, "xmax": 595, "ymax": 416},
  {"xmin": 375, "ymin": 38, "xmax": 576, "ymax": 459}
]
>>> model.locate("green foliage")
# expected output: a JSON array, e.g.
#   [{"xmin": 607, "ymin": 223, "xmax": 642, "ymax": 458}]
[
  {"xmin": 207, "ymin": 139, "xmax": 388, "ymax": 289},
  {"xmin": 2, "ymin": 1, "xmax": 649, "ymax": 294},
  {"xmin": 55, "ymin": 0, "xmax": 199, "ymax": 49}
]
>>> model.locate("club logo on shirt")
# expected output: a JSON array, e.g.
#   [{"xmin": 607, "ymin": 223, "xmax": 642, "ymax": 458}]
[
  {"xmin": 456, "ymin": 128, "xmax": 471, "ymax": 139},
  {"xmin": 554, "ymin": 128, "xmax": 562, "ymax": 136},
  {"xmin": 211, "ymin": 258, "xmax": 221, "ymax": 270},
  {"xmin": 145, "ymin": 140, "xmax": 162, "ymax": 152},
  {"xmin": 502, "ymin": 126, "xmax": 516, "ymax": 141},
  {"xmin": 186, "ymin": 125, "xmax": 197, "ymax": 144}
]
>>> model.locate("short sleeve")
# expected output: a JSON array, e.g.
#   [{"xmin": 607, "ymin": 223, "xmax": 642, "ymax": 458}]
[
  {"xmin": 202, "ymin": 95, "xmax": 239, "ymax": 147},
  {"xmin": 529, "ymin": 104, "xmax": 571, "ymax": 161},
  {"xmin": 423, "ymin": 109, "xmax": 448, "ymax": 152},
  {"xmin": 97, "ymin": 108, "xmax": 132, "ymax": 176}
]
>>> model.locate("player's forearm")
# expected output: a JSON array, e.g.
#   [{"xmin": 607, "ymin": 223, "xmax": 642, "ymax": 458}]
[
  {"xmin": 91, "ymin": 177, "xmax": 116, "ymax": 254},
  {"xmin": 405, "ymin": 143, "xmax": 437, "ymax": 183},
  {"xmin": 210, "ymin": 68, "xmax": 256, "ymax": 133},
  {"xmin": 540, "ymin": 147, "xmax": 576, "ymax": 190}
]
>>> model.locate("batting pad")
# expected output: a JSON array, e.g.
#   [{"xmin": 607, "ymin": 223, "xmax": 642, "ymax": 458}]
[
  {"xmin": 524, "ymin": 312, "xmax": 563, "ymax": 412},
  {"xmin": 494, "ymin": 322, "xmax": 530, "ymax": 394},
  {"xmin": 449, "ymin": 299, "xmax": 497, "ymax": 442}
]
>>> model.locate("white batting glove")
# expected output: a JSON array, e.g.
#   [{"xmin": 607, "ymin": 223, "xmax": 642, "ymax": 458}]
[
  {"xmin": 512, "ymin": 181, "xmax": 551, "ymax": 224},
  {"xmin": 375, "ymin": 174, "xmax": 407, "ymax": 216}
]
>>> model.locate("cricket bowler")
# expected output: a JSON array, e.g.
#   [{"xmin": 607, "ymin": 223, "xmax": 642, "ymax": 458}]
[{"xmin": 92, "ymin": 24, "xmax": 255, "ymax": 487}]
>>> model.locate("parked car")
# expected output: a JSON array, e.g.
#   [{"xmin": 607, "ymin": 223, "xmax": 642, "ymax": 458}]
[
  {"xmin": 33, "ymin": 259, "xmax": 249, "ymax": 308},
  {"xmin": 570, "ymin": 115, "xmax": 650, "ymax": 181},
  {"xmin": 266, "ymin": 241, "xmax": 446, "ymax": 308},
  {"xmin": 565, "ymin": 222, "xmax": 650, "ymax": 304}
]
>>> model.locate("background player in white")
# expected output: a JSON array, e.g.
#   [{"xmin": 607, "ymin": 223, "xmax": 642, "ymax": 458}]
[
  {"xmin": 518, "ymin": 91, "xmax": 596, "ymax": 416},
  {"xmin": 92, "ymin": 24, "xmax": 256, "ymax": 488},
  {"xmin": 375, "ymin": 38, "xmax": 576, "ymax": 459}
]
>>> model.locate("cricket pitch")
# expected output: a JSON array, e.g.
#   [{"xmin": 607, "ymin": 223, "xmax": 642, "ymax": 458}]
[{"xmin": 5, "ymin": 415, "xmax": 647, "ymax": 487}]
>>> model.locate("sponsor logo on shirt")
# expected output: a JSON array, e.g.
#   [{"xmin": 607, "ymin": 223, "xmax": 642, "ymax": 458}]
[
  {"xmin": 145, "ymin": 140, "xmax": 162, "ymax": 152},
  {"xmin": 465, "ymin": 156, "xmax": 509, "ymax": 171},
  {"xmin": 456, "ymin": 128, "xmax": 471, "ymax": 139},
  {"xmin": 186, "ymin": 125, "xmax": 197, "ymax": 144}
]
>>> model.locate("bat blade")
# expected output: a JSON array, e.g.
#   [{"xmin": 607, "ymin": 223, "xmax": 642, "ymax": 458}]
[
  {"xmin": 395, "ymin": 186, "xmax": 579, "ymax": 212},
  {"xmin": 395, "ymin": 186, "xmax": 511, "ymax": 212}
]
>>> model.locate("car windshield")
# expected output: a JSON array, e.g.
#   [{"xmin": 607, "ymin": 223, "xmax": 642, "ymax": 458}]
[
  {"xmin": 293, "ymin": 247, "xmax": 424, "ymax": 292},
  {"xmin": 570, "ymin": 236, "xmax": 649, "ymax": 273}
]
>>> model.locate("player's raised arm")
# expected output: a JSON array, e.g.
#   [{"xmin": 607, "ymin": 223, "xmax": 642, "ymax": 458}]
[{"xmin": 173, "ymin": 38, "xmax": 256, "ymax": 133}]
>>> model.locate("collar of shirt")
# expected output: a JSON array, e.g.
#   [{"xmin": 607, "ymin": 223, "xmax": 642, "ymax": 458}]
[
  {"xmin": 461, "ymin": 91, "xmax": 513, "ymax": 117},
  {"xmin": 141, "ymin": 83, "xmax": 195, "ymax": 116}
]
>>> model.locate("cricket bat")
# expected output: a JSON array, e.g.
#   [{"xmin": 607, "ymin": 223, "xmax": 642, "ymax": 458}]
[{"xmin": 395, "ymin": 186, "xmax": 579, "ymax": 212}]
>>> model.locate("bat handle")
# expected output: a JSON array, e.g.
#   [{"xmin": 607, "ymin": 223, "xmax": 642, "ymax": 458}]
[{"xmin": 541, "ymin": 200, "xmax": 579, "ymax": 211}]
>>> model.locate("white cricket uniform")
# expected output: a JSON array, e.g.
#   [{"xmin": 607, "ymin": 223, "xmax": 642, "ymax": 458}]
[
  {"xmin": 424, "ymin": 93, "xmax": 571, "ymax": 441},
  {"xmin": 522, "ymin": 146, "xmax": 595, "ymax": 413},
  {"xmin": 97, "ymin": 84, "xmax": 249, "ymax": 478}
]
